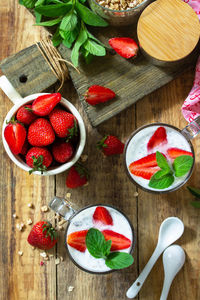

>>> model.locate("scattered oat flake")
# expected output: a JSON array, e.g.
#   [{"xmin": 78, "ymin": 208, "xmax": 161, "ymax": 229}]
[
  {"xmin": 84, "ymin": 182, "xmax": 89, "ymax": 187},
  {"xmin": 32, "ymin": 246, "xmax": 35, "ymax": 250},
  {"xmin": 40, "ymin": 252, "xmax": 47, "ymax": 258},
  {"xmin": 60, "ymin": 256, "xmax": 63, "ymax": 262},
  {"xmin": 26, "ymin": 218, "xmax": 33, "ymax": 225},
  {"xmin": 18, "ymin": 251, "xmax": 23, "ymax": 256},
  {"xmin": 16, "ymin": 222, "xmax": 25, "ymax": 231},
  {"xmin": 68, "ymin": 286, "xmax": 74, "ymax": 292},
  {"xmin": 66, "ymin": 192, "xmax": 71, "ymax": 198},
  {"xmin": 55, "ymin": 258, "xmax": 60, "ymax": 265},
  {"xmin": 12, "ymin": 213, "xmax": 17, "ymax": 218},
  {"xmin": 40, "ymin": 261, "xmax": 44, "ymax": 266},
  {"xmin": 41, "ymin": 205, "xmax": 48, "ymax": 212},
  {"xmin": 133, "ymin": 192, "xmax": 138, "ymax": 197},
  {"xmin": 28, "ymin": 203, "xmax": 33, "ymax": 208},
  {"xmin": 81, "ymin": 154, "xmax": 88, "ymax": 162}
]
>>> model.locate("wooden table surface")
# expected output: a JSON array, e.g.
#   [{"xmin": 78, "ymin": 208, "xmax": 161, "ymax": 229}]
[{"xmin": 0, "ymin": 1, "xmax": 200, "ymax": 300}]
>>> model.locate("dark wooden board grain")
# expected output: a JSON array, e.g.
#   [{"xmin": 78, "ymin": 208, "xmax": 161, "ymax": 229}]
[{"xmin": 0, "ymin": 16, "xmax": 198, "ymax": 126}]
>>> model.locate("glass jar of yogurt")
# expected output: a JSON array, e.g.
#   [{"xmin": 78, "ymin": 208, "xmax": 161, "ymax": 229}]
[
  {"xmin": 124, "ymin": 117, "xmax": 200, "ymax": 193},
  {"xmin": 49, "ymin": 197, "xmax": 135, "ymax": 274}
]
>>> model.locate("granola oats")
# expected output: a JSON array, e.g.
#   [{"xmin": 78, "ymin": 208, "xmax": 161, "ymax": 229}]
[{"xmin": 96, "ymin": 0, "xmax": 144, "ymax": 10}]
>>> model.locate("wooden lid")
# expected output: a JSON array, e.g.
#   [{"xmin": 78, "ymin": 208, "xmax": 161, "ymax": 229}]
[{"xmin": 137, "ymin": 0, "xmax": 200, "ymax": 62}]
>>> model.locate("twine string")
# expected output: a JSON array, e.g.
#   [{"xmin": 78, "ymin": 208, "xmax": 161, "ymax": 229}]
[{"xmin": 36, "ymin": 36, "xmax": 79, "ymax": 92}]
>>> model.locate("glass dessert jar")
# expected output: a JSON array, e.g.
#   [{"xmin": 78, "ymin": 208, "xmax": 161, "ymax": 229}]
[
  {"xmin": 88, "ymin": 0, "xmax": 152, "ymax": 26},
  {"xmin": 49, "ymin": 197, "xmax": 135, "ymax": 274},
  {"xmin": 124, "ymin": 118, "xmax": 200, "ymax": 194}
]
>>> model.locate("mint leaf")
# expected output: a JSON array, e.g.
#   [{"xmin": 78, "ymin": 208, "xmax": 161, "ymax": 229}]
[
  {"xmin": 35, "ymin": 3, "xmax": 72, "ymax": 17},
  {"xmin": 34, "ymin": 11, "xmax": 42, "ymax": 23},
  {"xmin": 153, "ymin": 169, "xmax": 172, "ymax": 180},
  {"xmin": 81, "ymin": 47, "xmax": 94, "ymax": 64},
  {"xmin": 156, "ymin": 151, "xmax": 171, "ymax": 172},
  {"xmin": 83, "ymin": 39, "xmax": 106, "ymax": 56},
  {"xmin": 52, "ymin": 29, "xmax": 63, "ymax": 47},
  {"xmin": 173, "ymin": 155, "xmax": 193, "ymax": 177},
  {"xmin": 105, "ymin": 252, "xmax": 134, "ymax": 269},
  {"xmin": 35, "ymin": 17, "xmax": 62, "ymax": 26},
  {"xmin": 86, "ymin": 228, "xmax": 111, "ymax": 259},
  {"xmin": 191, "ymin": 201, "xmax": 200, "ymax": 208},
  {"xmin": 60, "ymin": 11, "xmax": 78, "ymax": 32},
  {"xmin": 75, "ymin": 2, "xmax": 108, "ymax": 27},
  {"xmin": 22, "ymin": 0, "xmax": 37, "ymax": 8},
  {"xmin": 149, "ymin": 173, "xmax": 174, "ymax": 189},
  {"xmin": 187, "ymin": 186, "xmax": 200, "ymax": 199},
  {"xmin": 71, "ymin": 27, "xmax": 88, "ymax": 67}
]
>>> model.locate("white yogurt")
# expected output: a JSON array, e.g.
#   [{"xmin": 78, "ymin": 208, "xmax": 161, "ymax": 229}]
[
  {"xmin": 125, "ymin": 125, "xmax": 193, "ymax": 192},
  {"xmin": 67, "ymin": 205, "xmax": 133, "ymax": 273}
]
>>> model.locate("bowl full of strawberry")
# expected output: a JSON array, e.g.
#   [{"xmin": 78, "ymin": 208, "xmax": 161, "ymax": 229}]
[{"xmin": 1, "ymin": 80, "xmax": 86, "ymax": 175}]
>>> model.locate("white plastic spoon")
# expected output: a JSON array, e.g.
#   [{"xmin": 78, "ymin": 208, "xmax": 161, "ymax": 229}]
[
  {"xmin": 160, "ymin": 245, "xmax": 185, "ymax": 300},
  {"xmin": 126, "ymin": 217, "xmax": 184, "ymax": 299}
]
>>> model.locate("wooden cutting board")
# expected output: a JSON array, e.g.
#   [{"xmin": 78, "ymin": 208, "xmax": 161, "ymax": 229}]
[{"xmin": 0, "ymin": 5, "xmax": 199, "ymax": 126}]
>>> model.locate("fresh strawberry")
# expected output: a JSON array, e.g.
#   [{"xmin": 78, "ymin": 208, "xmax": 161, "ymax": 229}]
[
  {"xmin": 93, "ymin": 206, "xmax": 113, "ymax": 226},
  {"xmin": 84, "ymin": 85, "xmax": 116, "ymax": 106},
  {"xmin": 97, "ymin": 135, "xmax": 124, "ymax": 156},
  {"xmin": 129, "ymin": 166, "xmax": 160, "ymax": 180},
  {"xmin": 32, "ymin": 93, "xmax": 61, "ymax": 116},
  {"xmin": 167, "ymin": 148, "xmax": 193, "ymax": 159},
  {"xmin": 67, "ymin": 230, "xmax": 88, "ymax": 252},
  {"xmin": 147, "ymin": 127, "xmax": 167, "ymax": 151},
  {"xmin": 109, "ymin": 37, "xmax": 138, "ymax": 59},
  {"xmin": 102, "ymin": 230, "xmax": 131, "ymax": 251},
  {"xmin": 27, "ymin": 221, "xmax": 58, "ymax": 250},
  {"xmin": 4, "ymin": 121, "xmax": 26, "ymax": 155},
  {"xmin": 66, "ymin": 163, "xmax": 88, "ymax": 188},
  {"xmin": 20, "ymin": 139, "xmax": 30, "ymax": 156},
  {"xmin": 52, "ymin": 141, "xmax": 73, "ymax": 163},
  {"xmin": 26, "ymin": 147, "xmax": 53, "ymax": 174},
  {"xmin": 28, "ymin": 118, "xmax": 55, "ymax": 146},
  {"xmin": 129, "ymin": 153, "xmax": 163, "ymax": 179},
  {"xmin": 16, "ymin": 104, "xmax": 37, "ymax": 125},
  {"xmin": 49, "ymin": 108, "xmax": 78, "ymax": 140}
]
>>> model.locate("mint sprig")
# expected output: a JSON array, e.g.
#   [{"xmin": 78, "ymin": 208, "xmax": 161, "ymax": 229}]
[
  {"xmin": 19, "ymin": 0, "xmax": 108, "ymax": 66},
  {"xmin": 187, "ymin": 186, "xmax": 200, "ymax": 208},
  {"xmin": 86, "ymin": 228, "xmax": 134, "ymax": 270},
  {"xmin": 149, "ymin": 151, "xmax": 193, "ymax": 190}
]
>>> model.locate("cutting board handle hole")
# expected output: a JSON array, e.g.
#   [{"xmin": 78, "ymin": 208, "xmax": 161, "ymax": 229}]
[{"xmin": 19, "ymin": 74, "xmax": 27, "ymax": 83}]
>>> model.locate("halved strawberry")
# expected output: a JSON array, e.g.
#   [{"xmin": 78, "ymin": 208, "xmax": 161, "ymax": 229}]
[
  {"xmin": 67, "ymin": 230, "xmax": 88, "ymax": 252},
  {"xmin": 32, "ymin": 93, "xmax": 61, "ymax": 116},
  {"xmin": 84, "ymin": 85, "xmax": 116, "ymax": 106},
  {"xmin": 130, "ymin": 153, "xmax": 158, "ymax": 168},
  {"xmin": 109, "ymin": 37, "xmax": 138, "ymax": 59},
  {"xmin": 167, "ymin": 148, "xmax": 193, "ymax": 159},
  {"xmin": 4, "ymin": 121, "xmax": 26, "ymax": 155},
  {"xmin": 93, "ymin": 206, "xmax": 113, "ymax": 226},
  {"xmin": 129, "ymin": 166, "xmax": 160, "ymax": 180},
  {"xmin": 102, "ymin": 230, "xmax": 131, "ymax": 251},
  {"xmin": 147, "ymin": 127, "xmax": 167, "ymax": 151}
]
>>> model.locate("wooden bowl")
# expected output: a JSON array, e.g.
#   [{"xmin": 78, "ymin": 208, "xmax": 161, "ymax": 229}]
[{"xmin": 137, "ymin": 0, "xmax": 200, "ymax": 65}]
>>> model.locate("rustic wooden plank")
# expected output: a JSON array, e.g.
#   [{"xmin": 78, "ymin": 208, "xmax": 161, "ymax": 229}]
[
  {"xmin": 0, "ymin": 2, "xmax": 57, "ymax": 300},
  {"xmin": 135, "ymin": 71, "xmax": 200, "ymax": 299},
  {"xmin": 55, "ymin": 83, "xmax": 138, "ymax": 300}
]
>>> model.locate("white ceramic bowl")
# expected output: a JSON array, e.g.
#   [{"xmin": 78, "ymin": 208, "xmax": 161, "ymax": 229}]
[{"xmin": 0, "ymin": 76, "xmax": 86, "ymax": 176}]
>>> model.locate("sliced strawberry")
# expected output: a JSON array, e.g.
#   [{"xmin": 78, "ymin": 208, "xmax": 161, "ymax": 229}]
[
  {"xmin": 167, "ymin": 148, "xmax": 193, "ymax": 159},
  {"xmin": 102, "ymin": 230, "xmax": 131, "ymax": 251},
  {"xmin": 93, "ymin": 206, "xmax": 113, "ymax": 226},
  {"xmin": 109, "ymin": 37, "xmax": 138, "ymax": 59},
  {"xmin": 4, "ymin": 122, "xmax": 26, "ymax": 155},
  {"xmin": 67, "ymin": 230, "xmax": 88, "ymax": 252},
  {"xmin": 147, "ymin": 127, "xmax": 167, "ymax": 151},
  {"xmin": 130, "ymin": 153, "xmax": 158, "ymax": 168},
  {"xmin": 84, "ymin": 85, "xmax": 116, "ymax": 106},
  {"xmin": 32, "ymin": 93, "xmax": 61, "ymax": 116},
  {"xmin": 129, "ymin": 166, "xmax": 160, "ymax": 180}
]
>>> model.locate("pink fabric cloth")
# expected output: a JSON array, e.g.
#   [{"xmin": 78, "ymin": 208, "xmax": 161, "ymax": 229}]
[{"xmin": 181, "ymin": 0, "xmax": 200, "ymax": 122}]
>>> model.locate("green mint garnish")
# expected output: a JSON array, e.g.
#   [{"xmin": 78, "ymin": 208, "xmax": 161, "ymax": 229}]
[
  {"xmin": 86, "ymin": 228, "xmax": 134, "ymax": 270},
  {"xmin": 149, "ymin": 151, "xmax": 193, "ymax": 190},
  {"xmin": 187, "ymin": 186, "xmax": 200, "ymax": 208},
  {"xmin": 156, "ymin": 151, "xmax": 171, "ymax": 172},
  {"xmin": 173, "ymin": 155, "xmax": 194, "ymax": 177},
  {"xmin": 105, "ymin": 252, "xmax": 134, "ymax": 270},
  {"xmin": 19, "ymin": 0, "xmax": 108, "ymax": 66},
  {"xmin": 86, "ymin": 228, "xmax": 111, "ymax": 259}
]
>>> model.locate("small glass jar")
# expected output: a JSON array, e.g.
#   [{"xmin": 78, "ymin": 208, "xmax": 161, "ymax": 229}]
[{"xmin": 88, "ymin": 0, "xmax": 152, "ymax": 26}]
